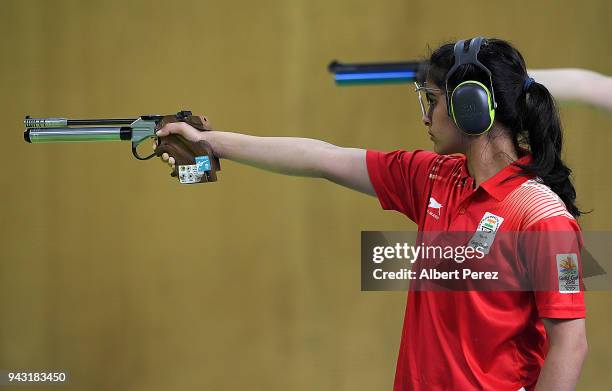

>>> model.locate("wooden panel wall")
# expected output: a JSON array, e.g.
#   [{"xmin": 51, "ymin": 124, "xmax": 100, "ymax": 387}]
[{"xmin": 0, "ymin": 0, "xmax": 610, "ymax": 389}]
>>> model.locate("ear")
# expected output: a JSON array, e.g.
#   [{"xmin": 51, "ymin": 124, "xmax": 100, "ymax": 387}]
[{"xmin": 450, "ymin": 81, "xmax": 495, "ymax": 135}]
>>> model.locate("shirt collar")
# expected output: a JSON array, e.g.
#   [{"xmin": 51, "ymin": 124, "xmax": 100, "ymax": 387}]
[{"xmin": 466, "ymin": 153, "xmax": 534, "ymax": 202}]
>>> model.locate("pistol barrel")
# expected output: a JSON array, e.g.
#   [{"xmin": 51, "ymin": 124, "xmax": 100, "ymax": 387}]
[
  {"xmin": 24, "ymin": 116, "xmax": 136, "ymax": 128},
  {"xmin": 24, "ymin": 127, "xmax": 132, "ymax": 143},
  {"xmin": 328, "ymin": 60, "xmax": 422, "ymax": 85},
  {"xmin": 24, "ymin": 118, "xmax": 68, "ymax": 128}
]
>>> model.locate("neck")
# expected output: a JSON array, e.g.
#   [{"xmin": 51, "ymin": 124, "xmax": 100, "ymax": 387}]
[{"xmin": 463, "ymin": 127, "xmax": 519, "ymax": 188}]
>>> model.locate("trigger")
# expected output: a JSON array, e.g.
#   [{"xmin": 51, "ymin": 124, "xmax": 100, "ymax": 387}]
[{"xmin": 133, "ymin": 142, "xmax": 156, "ymax": 160}]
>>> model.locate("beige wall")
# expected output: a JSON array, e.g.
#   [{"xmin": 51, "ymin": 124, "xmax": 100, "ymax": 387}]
[{"xmin": 1, "ymin": 0, "xmax": 610, "ymax": 389}]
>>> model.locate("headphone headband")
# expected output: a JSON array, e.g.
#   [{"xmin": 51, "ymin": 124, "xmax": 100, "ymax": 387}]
[
  {"xmin": 444, "ymin": 37, "xmax": 498, "ymax": 135},
  {"xmin": 445, "ymin": 37, "xmax": 497, "ymax": 113}
]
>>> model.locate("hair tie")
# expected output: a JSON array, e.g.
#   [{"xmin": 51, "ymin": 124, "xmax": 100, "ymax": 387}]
[{"xmin": 523, "ymin": 77, "xmax": 535, "ymax": 92}]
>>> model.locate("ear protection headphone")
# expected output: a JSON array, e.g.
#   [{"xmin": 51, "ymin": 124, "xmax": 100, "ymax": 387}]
[{"xmin": 445, "ymin": 37, "xmax": 497, "ymax": 135}]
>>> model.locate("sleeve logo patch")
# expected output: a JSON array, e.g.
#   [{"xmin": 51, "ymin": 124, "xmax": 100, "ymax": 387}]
[{"xmin": 556, "ymin": 253, "xmax": 580, "ymax": 293}]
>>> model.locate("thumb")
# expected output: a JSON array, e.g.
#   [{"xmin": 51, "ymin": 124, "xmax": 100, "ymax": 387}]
[{"xmin": 156, "ymin": 122, "xmax": 188, "ymax": 137}]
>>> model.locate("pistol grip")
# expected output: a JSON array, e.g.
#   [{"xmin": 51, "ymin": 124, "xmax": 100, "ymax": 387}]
[
  {"xmin": 155, "ymin": 135, "xmax": 219, "ymax": 184},
  {"xmin": 181, "ymin": 115, "xmax": 221, "ymax": 170},
  {"xmin": 154, "ymin": 113, "xmax": 221, "ymax": 184}
]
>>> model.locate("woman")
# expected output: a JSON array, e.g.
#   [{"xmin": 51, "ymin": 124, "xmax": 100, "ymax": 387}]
[{"xmin": 157, "ymin": 38, "xmax": 587, "ymax": 391}]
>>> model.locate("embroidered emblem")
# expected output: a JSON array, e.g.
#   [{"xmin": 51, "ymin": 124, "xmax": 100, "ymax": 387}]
[
  {"xmin": 427, "ymin": 197, "xmax": 443, "ymax": 220},
  {"xmin": 468, "ymin": 212, "xmax": 505, "ymax": 255}
]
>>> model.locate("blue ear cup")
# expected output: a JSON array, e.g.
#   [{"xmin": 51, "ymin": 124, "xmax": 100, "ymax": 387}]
[
  {"xmin": 450, "ymin": 80, "xmax": 495, "ymax": 135},
  {"xmin": 445, "ymin": 37, "xmax": 497, "ymax": 136}
]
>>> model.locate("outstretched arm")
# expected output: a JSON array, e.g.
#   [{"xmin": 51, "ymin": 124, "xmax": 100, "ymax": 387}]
[
  {"xmin": 528, "ymin": 68, "xmax": 612, "ymax": 113},
  {"xmin": 156, "ymin": 122, "xmax": 376, "ymax": 196}
]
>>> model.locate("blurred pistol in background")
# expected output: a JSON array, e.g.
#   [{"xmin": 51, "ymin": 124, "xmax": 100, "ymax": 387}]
[
  {"xmin": 328, "ymin": 60, "xmax": 422, "ymax": 85},
  {"xmin": 23, "ymin": 110, "xmax": 220, "ymax": 184}
]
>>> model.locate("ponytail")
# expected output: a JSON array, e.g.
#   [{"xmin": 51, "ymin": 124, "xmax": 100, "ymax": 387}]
[{"xmin": 518, "ymin": 81, "xmax": 581, "ymax": 217}]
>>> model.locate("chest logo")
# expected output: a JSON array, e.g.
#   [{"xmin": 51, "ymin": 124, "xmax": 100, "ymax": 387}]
[
  {"xmin": 468, "ymin": 212, "xmax": 505, "ymax": 255},
  {"xmin": 427, "ymin": 197, "xmax": 443, "ymax": 220}
]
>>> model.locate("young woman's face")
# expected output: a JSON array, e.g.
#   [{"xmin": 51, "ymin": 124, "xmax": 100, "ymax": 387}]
[{"xmin": 421, "ymin": 81, "xmax": 466, "ymax": 155}]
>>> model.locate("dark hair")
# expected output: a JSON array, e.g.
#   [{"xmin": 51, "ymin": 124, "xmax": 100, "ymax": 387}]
[{"xmin": 420, "ymin": 38, "xmax": 581, "ymax": 217}]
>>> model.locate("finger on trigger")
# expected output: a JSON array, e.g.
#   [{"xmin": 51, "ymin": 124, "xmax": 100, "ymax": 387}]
[{"xmin": 156, "ymin": 122, "xmax": 182, "ymax": 137}]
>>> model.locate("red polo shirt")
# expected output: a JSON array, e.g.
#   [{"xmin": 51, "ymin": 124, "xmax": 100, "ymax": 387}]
[{"xmin": 366, "ymin": 149, "xmax": 585, "ymax": 391}]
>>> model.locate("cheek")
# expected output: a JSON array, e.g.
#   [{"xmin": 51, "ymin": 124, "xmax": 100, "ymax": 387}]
[
  {"xmin": 431, "ymin": 103, "xmax": 465, "ymax": 152},
  {"xmin": 432, "ymin": 102, "xmax": 452, "ymax": 128}
]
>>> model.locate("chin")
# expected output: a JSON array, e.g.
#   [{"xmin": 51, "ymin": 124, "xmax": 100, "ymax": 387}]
[
  {"xmin": 432, "ymin": 143, "xmax": 448, "ymax": 155},
  {"xmin": 433, "ymin": 142, "xmax": 460, "ymax": 156}
]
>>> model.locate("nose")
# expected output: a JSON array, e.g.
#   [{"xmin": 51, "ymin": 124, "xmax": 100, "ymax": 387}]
[{"xmin": 422, "ymin": 113, "xmax": 432, "ymax": 127}]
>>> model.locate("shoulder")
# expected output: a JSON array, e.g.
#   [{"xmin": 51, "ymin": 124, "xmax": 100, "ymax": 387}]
[
  {"xmin": 365, "ymin": 149, "xmax": 444, "ymax": 175},
  {"xmin": 506, "ymin": 179, "xmax": 576, "ymax": 229},
  {"xmin": 365, "ymin": 149, "xmax": 466, "ymax": 188},
  {"xmin": 428, "ymin": 153, "xmax": 465, "ymax": 181}
]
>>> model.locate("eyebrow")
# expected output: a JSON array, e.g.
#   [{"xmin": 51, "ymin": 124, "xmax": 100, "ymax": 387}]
[
  {"xmin": 414, "ymin": 82, "xmax": 443, "ymax": 95},
  {"xmin": 424, "ymin": 85, "xmax": 441, "ymax": 92}
]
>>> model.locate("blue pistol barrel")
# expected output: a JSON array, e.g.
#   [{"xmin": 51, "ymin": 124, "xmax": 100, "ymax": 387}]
[{"xmin": 328, "ymin": 60, "xmax": 421, "ymax": 86}]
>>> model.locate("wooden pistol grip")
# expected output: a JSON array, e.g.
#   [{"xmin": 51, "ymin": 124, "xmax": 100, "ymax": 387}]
[
  {"xmin": 153, "ymin": 113, "xmax": 221, "ymax": 184},
  {"xmin": 183, "ymin": 115, "xmax": 222, "ymax": 170},
  {"xmin": 155, "ymin": 135, "xmax": 218, "ymax": 183},
  {"xmin": 156, "ymin": 114, "xmax": 221, "ymax": 170}
]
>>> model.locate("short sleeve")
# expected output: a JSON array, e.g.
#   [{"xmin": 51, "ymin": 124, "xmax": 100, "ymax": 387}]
[
  {"xmin": 521, "ymin": 216, "xmax": 586, "ymax": 319},
  {"xmin": 366, "ymin": 149, "xmax": 438, "ymax": 222}
]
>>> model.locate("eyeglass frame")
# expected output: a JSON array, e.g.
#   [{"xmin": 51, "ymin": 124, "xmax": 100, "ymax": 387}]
[{"xmin": 414, "ymin": 82, "xmax": 444, "ymax": 118}]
